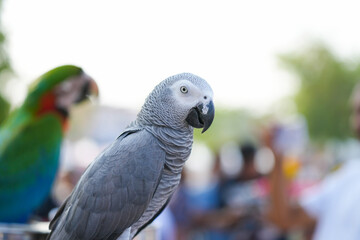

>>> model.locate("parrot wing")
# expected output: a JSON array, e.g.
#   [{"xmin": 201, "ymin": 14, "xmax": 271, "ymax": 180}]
[
  {"xmin": 48, "ymin": 128, "xmax": 166, "ymax": 240},
  {"xmin": 0, "ymin": 114, "xmax": 62, "ymax": 222}
]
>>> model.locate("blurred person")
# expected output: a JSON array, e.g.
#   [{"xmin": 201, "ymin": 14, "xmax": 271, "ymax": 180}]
[
  {"xmin": 169, "ymin": 146, "xmax": 227, "ymax": 240},
  {"xmin": 170, "ymin": 143, "xmax": 279, "ymax": 240},
  {"xmin": 217, "ymin": 143, "xmax": 277, "ymax": 240},
  {"xmin": 266, "ymin": 83, "xmax": 360, "ymax": 240}
]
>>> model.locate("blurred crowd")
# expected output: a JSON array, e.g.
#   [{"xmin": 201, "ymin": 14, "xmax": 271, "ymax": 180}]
[{"xmin": 151, "ymin": 80, "xmax": 360, "ymax": 240}]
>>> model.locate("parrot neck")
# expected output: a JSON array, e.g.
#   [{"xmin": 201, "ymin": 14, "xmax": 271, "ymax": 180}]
[
  {"xmin": 34, "ymin": 92, "xmax": 69, "ymax": 132},
  {"xmin": 144, "ymin": 124, "xmax": 193, "ymax": 174}
]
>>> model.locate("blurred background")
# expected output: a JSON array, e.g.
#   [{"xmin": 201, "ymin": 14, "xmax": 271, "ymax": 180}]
[{"xmin": 2, "ymin": 0, "xmax": 360, "ymax": 239}]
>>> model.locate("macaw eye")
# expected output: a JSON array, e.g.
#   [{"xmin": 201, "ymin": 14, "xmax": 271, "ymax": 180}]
[{"xmin": 180, "ymin": 86, "xmax": 188, "ymax": 94}]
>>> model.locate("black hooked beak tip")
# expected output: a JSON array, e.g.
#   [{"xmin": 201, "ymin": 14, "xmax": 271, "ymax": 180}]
[{"xmin": 186, "ymin": 100, "xmax": 215, "ymax": 133}]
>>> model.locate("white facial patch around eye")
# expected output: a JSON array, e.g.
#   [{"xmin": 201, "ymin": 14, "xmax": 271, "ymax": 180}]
[
  {"xmin": 170, "ymin": 79, "xmax": 213, "ymax": 110},
  {"xmin": 57, "ymin": 80, "xmax": 73, "ymax": 94},
  {"xmin": 174, "ymin": 80, "xmax": 203, "ymax": 97}
]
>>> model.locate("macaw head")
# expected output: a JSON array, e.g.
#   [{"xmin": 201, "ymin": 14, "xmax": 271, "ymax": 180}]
[{"xmin": 24, "ymin": 65, "xmax": 99, "ymax": 118}]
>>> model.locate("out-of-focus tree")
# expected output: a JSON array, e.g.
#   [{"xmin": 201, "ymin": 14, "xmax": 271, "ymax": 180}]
[
  {"xmin": 0, "ymin": 0, "xmax": 12, "ymax": 125},
  {"xmin": 279, "ymin": 42, "xmax": 360, "ymax": 142},
  {"xmin": 194, "ymin": 107, "xmax": 258, "ymax": 152}
]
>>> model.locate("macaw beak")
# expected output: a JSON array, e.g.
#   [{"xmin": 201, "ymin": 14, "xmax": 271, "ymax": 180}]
[
  {"xmin": 76, "ymin": 75, "xmax": 99, "ymax": 103},
  {"xmin": 186, "ymin": 100, "xmax": 215, "ymax": 133},
  {"xmin": 88, "ymin": 78, "xmax": 99, "ymax": 98}
]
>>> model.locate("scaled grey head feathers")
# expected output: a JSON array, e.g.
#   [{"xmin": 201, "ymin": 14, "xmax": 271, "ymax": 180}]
[{"xmin": 137, "ymin": 73, "xmax": 214, "ymax": 133}]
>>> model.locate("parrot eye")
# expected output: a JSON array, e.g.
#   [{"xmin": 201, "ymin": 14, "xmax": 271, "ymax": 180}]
[{"xmin": 180, "ymin": 86, "xmax": 188, "ymax": 94}]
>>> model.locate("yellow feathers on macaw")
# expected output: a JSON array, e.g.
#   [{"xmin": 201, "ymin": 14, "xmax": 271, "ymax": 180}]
[{"xmin": 0, "ymin": 65, "xmax": 98, "ymax": 223}]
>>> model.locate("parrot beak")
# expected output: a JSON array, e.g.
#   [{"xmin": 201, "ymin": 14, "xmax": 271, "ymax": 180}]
[
  {"xmin": 88, "ymin": 78, "xmax": 99, "ymax": 98},
  {"xmin": 186, "ymin": 100, "xmax": 215, "ymax": 133},
  {"xmin": 76, "ymin": 75, "xmax": 99, "ymax": 103}
]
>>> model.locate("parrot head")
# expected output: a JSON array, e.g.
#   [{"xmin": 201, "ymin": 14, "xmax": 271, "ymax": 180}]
[
  {"xmin": 138, "ymin": 73, "xmax": 214, "ymax": 133},
  {"xmin": 23, "ymin": 65, "xmax": 98, "ymax": 128}
]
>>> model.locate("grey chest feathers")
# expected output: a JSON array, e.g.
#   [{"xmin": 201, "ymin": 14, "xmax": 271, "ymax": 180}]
[
  {"xmin": 130, "ymin": 168, "xmax": 182, "ymax": 237},
  {"xmin": 129, "ymin": 126, "xmax": 193, "ymax": 238}
]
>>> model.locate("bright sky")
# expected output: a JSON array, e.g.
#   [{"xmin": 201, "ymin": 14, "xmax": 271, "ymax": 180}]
[{"xmin": 3, "ymin": 0, "xmax": 360, "ymax": 113}]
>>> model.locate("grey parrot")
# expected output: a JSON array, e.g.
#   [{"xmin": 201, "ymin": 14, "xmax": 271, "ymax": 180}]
[{"xmin": 47, "ymin": 73, "xmax": 215, "ymax": 240}]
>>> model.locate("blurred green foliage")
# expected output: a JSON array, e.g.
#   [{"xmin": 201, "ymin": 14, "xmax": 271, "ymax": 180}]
[
  {"xmin": 0, "ymin": 0, "xmax": 12, "ymax": 125},
  {"xmin": 279, "ymin": 42, "xmax": 360, "ymax": 142},
  {"xmin": 196, "ymin": 42, "xmax": 360, "ymax": 151},
  {"xmin": 194, "ymin": 107, "xmax": 259, "ymax": 153}
]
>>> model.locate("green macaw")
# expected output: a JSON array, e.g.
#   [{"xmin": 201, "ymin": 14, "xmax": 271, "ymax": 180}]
[
  {"xmin": 0, "ymin": 94, "xmax": 10, "ymax": 125},
  {"xmin": 0, "ymin": 65, "xmax": 98, "ymax": 223}
]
